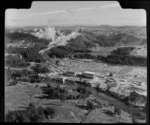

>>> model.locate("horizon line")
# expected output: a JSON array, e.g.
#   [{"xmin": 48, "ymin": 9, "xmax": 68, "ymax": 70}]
[{"xmin": 5, "ymin": 24, "xmax": 146, "ymax": 29}]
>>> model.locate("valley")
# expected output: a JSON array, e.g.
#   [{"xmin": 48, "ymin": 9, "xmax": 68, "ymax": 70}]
[{"xmin": 5, "ymin": 25, "xmax": 147, "ymax": 123}]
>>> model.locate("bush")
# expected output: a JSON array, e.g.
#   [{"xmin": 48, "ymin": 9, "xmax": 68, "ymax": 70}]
[
  {"xmin": 66, "ymin": 94, "xmax": 77, "ymax": 100},
  {"xmin": 29, "ymin": 74, "xmax": 44, "ymax": 83},
  {"xmin": 6, "ymin": 69, "xmax": 34, "ymax": 82},
  {"xmin": 41, "ymin": 84, "xmax": 68, "ymax": 99},
  {"xmin": 87, "ymin": 101, "xmax": 94, "ymax": 110},
  {"xmin": 76, "ymin": 85, "xmax": 91, "ymax": 99},
  {"xmin": 31, "ymin": 64, "xmax": 49, "ymax": 73},
  {"xmin": 95, "ymin": 84, "xmax": 101, "ymax": 92},
  {"xmin": 10, "ymin": 71, "xmax": 22, "ymax": 78},
  {"xmin": 6, "ymin": 55, "xmax": 28, "ymax": 67},
  {"xmin": 5, "ymin": 103, "xmax": 56, "ymax": 122}
]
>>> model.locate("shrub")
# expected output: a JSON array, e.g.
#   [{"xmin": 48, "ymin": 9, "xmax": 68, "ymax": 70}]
[{"xmin": 76, "ymin": 85, "xmax": 91, "ymax": 99}]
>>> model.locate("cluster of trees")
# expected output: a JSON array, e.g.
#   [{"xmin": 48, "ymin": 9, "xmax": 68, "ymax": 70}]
[
  {"xmin": 76, "ymin": 85, "xmax": 91, "ymax": 99},
  {"xmin": 41, "ymin": 84, "xmax": 68, "ymax": 99},
  {"xmin": 41, "ymin": 84, "xmax": 92, "ymax": 100},
  {"xmin": 73, "ymin": 53, "xmax": 95, "ymax": 59},
  {"xmin": 76, "ymin": 100, "xmax": 96, "ymax": 111},
  {"xmin": 6, "ymin": 69, "xmax": 33, "ymax": 81},
  {"xmin": 6, "ymin": 32, "xmax": 50, "ymax": 45},
  {"xmin": 67, "ymin": 35, "xmax": 96, "ymax": 49},
  {"xmin": 6, "ymin": 46, "xmax": 26, "ymax": 54},
  {"xmin": 64, "ymin": 84, "xmax": 91, "ymax": 100},
  {"xmin": 6, "ymin": 43, "xmax": 46, "ymax": 54},
  {"xmin": 26, "ymin": 74, "xmax": 46, "ymax": 83},
  {"xmin": 66, "ymin": 31, "xmax": 143, "ymax": 48},
  {"xmin": 6, "ymin": 55, "xmax": 29, "ymax": 67},
  {"xmin": 97, "ymin": 47, "xmax": 147, "ymax": 67},
  {"xmin": 129, "ymin": 91, "xmax": 147, "ymax": 105},
  {"xmin": 47, "ymin": 45, "xmax": 91, "ymax": 58},
  {"xmin": 97, "ymin": 54, "xmax": 147, "ymax": 67},
  {"xmin": 20, "ymin": 46, "xmax": 45, "ymax": 63},
  {"xmin": 111, "ymin": 47, "xmax": 135, "ymax": 56},
  {"xmin": 95, "ymin": 33, "xmax": 141, "ymax": 47},
  {"xmin": 6, "ymin": 68, "xmax": 46, "ymax": 84},
  {"xmin": 47, "ymin": 46, "xmax": 70, "ymax": 58},
  {"xmin": 5, "ymin": 103, "xmax": 56, "ymax": 122},
  {"xmin": 7, "ymin": 45, "xmax": 46, "ymax": 63},
  {"xmin": 31, "ymin": 64, "xmax": 49, "ymax": 74}
]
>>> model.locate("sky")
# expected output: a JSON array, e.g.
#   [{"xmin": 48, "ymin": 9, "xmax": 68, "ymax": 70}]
[{"xmin": 5, "ymin": 1, "xmax": 146, "ymax": 27}]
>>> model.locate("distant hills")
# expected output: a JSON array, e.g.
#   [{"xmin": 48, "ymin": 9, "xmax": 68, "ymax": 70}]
[
  {"xmin": 5, "ymin": 25, "xmax": 147, "ymax": 66},
  {"xmin": 5, "ymin": 25, "xmax": 146, "ymax": 49}
]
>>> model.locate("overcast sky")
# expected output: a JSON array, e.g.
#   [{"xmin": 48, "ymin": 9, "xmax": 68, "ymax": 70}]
[{"xmin": 5, "ymin": 1, "xmax": 146, "ymax": 27}]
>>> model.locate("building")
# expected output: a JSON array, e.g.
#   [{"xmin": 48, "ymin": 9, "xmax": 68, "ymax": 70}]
[
  {"xmin": 82, "ymin": 71, "xmax": 95, "ymax": 79},
  {"xmin": 63, "ymin": 71, "xmax": 75, "ymax": 77}
]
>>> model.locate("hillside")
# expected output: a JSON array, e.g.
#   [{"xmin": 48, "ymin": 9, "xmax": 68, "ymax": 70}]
[
  {"xmin": 5, "ymin": 25, "xmax": 147, "ymax": 123},
  {"xmin": 5, "ymin": 25, "xmax": 147, "ymax": 61},
  {"xmin": 60, "ymin": 25, "xmax": 147, "ymax": 48}
]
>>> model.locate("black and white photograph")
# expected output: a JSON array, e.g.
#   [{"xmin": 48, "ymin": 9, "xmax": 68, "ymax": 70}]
[{"xmin": 5, "ymin": 1, "xmax": 147, "ymax": 123}]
